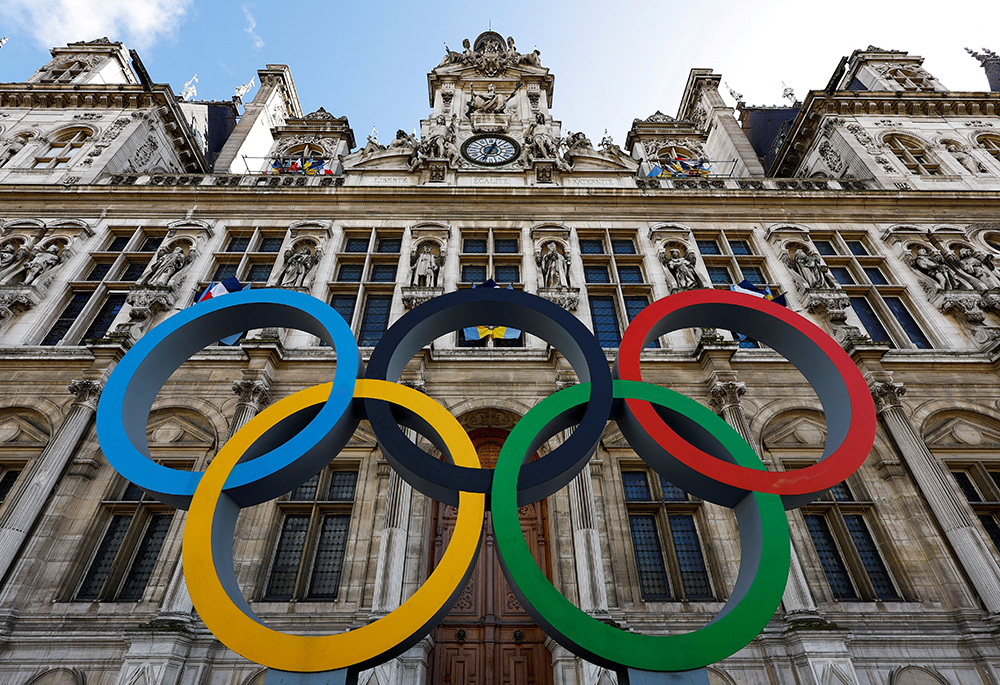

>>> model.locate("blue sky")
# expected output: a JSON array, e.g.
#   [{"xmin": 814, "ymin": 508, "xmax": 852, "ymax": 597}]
[{"xmin": 1, "ymin": 1, "xmax": 999, "ymax": 149}]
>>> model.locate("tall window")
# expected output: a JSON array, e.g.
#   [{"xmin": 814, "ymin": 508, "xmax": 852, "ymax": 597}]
[
  {"xmin": 694, "ymin": 231, "xmax": 770, "ymax": 289},
  {"xmin": 327, "ymin": 229, "xmax": 402, "ymax": 346},
  {"xmin": 264, "ymin": 469, "xmax": 357, "ymax": 600},
  {"xmin": 885, "ymin": 135, "xmax": 940, "ymax": 176},
  {"xmin": 949, "ymin": 464, "xmax": 1000, "ymax": 555},
  {"xmin": 212, "ymin": 228, "xmax": 286, "ymax": 285},
  {"xmin": 359, "ymin": 295, "xmax": 391, "ymax": 346},
  {"xmin": 75, "ymin": 481, "xmax": 175, "ymax": 601},
  {"xmin": 33, "ymin": 128, "xmax": 92, "ymax": 169},
  {"xmin": 459, "ymin": 229, "xmax": 522, "ymax": 286},
  {"xmin": 812, "ymin": 233, "xmax": 932, "ymax": 349},
  {"xmin": 579, "ymin": 231, "xmax": 655, "ymax": 348},
  {"xmin": 621, "ymin": 469, "xmax": 713, "ymax": 601},
  {"xmin": 800, "ymin": 480, "xmax": 900, "ymax": 601}
]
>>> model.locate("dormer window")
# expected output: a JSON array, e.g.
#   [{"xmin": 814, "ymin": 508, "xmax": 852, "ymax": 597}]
[
  {"xmin": 44, "ymin": 60, "xmax": 88, "ymax": 83},
  {"xmin": 978, "ymin": 135, "xmax": 1000, "ymax": 163},
  {"xmin": 33, "ymin": 128, "xmax": 93, "ymax": 169},
  {"xmin": 887, "ymin": 67, "xmax": 932, "ymax": 91},
  {"xmin": 885, "ymin": 135, "xmax": 940, "ymax": 175}
]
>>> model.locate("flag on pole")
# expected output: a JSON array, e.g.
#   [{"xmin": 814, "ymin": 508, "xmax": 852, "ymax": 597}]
[
  {"xmin": 728, "ymin": 280, "xmax": 786, "ymax": 347},
  {"xmin": 462, "ymin": 280, "xmax": 521, "ymax": 341},
  {"xmin": 195, "ymin": 277, "xmax": 250, "ymax": 345}
]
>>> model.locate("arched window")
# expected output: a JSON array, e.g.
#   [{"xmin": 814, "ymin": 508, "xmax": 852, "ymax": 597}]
[
  {"xmin": 885, "ymin": 135, "xmax": 940, "ymax": 176},
  {"xmin": 978, "ymin": 134, "xmax": 1000, "ymax": 162},
  {"xmin": 33, "ymin": 128, "xmax": 92, "ymax": 169},
  {"xmin": 269, "ymin": 142, "xmax": 329, "ymax": 174}
]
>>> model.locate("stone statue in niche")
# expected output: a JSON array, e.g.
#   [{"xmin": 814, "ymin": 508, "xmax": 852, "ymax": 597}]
[
  {"xmin": 791, "ymin": 248, "xmax": 840, "ymax": 289},
  {"xmin": 947, "ymin": 145, "xmax": 989, "ymax": 174},
  {"xmin": 3, "ymin": 244, "xmax": 63, "ymax": 286},
  {"xmin": 538, "ymin": 242, "xmax": 569, "ymax": 288},
  {"xmin": 410, "ymin": 243, "xmax": 440, "ymax": 287},
  {"xmin": 277, "ymin": 244, "xmax": 321, "ymax": 288},
  {"xmin": 661, "ymin": 248, "xmax": 703, "ymax": 291},
  {"xmin": 139, "ymin": 245, "xmax": 191, "ymax": 287}
]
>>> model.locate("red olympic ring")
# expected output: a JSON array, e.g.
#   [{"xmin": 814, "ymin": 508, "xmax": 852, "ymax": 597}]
[{"xmin": 616, "ymin": 289, "xmax": 876, "ymax": 508}]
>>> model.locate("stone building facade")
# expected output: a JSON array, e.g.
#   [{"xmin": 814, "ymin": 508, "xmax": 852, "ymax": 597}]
[{"xmin": 0, "ymin": 34, "xmax": 999, "ymax": 685}]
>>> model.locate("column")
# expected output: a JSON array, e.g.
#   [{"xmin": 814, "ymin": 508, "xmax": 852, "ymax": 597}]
[
  {"xmin": 228, "ymin": 378, "xmax": 273, "ymax": 440},
  {"xmin": 869, "ymin": 374, "xmax": 1000, "ymax": 613},
  {"xmin": 0, "ymin": 379, "xmax": 102, "ymax": 583},
  {"xmin": 157, "ymin": 375, "xmax": 272, "ymax": 620},
  {"xmin": 708, "ymin": 377, "xmax": 818, "ymax": 616},
  {"xmin": 568, "ymin": 461, "xmax": 610, "ymax": 615},
  {"xmin": 370, "ymin": 466, "xmax": 414, "ymax": 615}
]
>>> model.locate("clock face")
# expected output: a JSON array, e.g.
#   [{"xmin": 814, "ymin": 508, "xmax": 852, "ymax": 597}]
[{"xmin": 462, "ymin": 134, "xmax": 520, "ymax": 166}]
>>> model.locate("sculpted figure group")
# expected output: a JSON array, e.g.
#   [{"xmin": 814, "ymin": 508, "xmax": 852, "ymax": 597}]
[
  {"xmin": 0, "ymin": 242, "xmax": 65, "ymax": 287},
  {"xmin": 904, "ymin": 244, "xmax": 1000, "ymax": 291},
  {"xmin": 139, "ymin": 246, "xmax": 192, "ymax": 288},
  {"xmin": 437, "ymin": 35, "xmax": 543, "ymax": 73}
]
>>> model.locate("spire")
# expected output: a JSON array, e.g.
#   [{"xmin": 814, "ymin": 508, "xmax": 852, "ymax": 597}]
[{"xmin": 966, "ymin": 47, "xmax": 1000, "ymax": 92}]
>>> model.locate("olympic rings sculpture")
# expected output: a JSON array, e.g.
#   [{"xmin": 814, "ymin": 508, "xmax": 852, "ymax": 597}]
[{"xmin": 95, "ymin": 286, "xmax": 876, "ymax": 680}]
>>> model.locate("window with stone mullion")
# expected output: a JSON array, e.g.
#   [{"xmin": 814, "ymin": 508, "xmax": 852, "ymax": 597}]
[
  {"xmin": 265, "ymin": 469, "xmax": 357, "ymax": 601},
  {"xmin": 75, "ymin": 485, "xmax": 175, "ymax": 602}
]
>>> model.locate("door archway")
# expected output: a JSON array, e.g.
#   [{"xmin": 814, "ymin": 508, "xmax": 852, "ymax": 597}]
[{"xmin": 428, "ymin": 425, "xmax": 553, "ymax": 684}]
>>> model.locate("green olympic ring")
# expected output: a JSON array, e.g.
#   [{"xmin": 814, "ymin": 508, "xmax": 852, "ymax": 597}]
[{"xmin": 492, "ymin": 379, "xmax": 791, "ymax": 672}]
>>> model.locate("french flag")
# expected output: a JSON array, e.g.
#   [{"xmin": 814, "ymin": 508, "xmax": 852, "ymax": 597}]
[{"xmin": 195, "ymin": 277, "xmax": 249, "ymax": 345}]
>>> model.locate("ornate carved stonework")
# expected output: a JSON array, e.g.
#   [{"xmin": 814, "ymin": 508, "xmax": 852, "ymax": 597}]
[
  {"xmin": 0, "ymin": 284, "xmax": 41, "ymax": 325},
  {"xmin": 537, "ymin": 286, "xmax": 579, "ymax": 311},
  {"xmin": 868, "ymin": 378, "xmax": 905, "ymax": 414},
  {"xmin": 802, "ymin": 289, "xmax": 867, "ymax": 342},
  {"xmin": 818, "ymin": 140, "xmax": 843, "ymax": 172},
  {"xmin": 402, "ymin": 285, "xmax": 444, "ymax": 309},
  {"xmin": 232, "ymin": 380, "xmax": 271, "ymax": 412},
  {"xmin": 708, "ymin": 381, "xmax": 746, "ymax": 412},
  {"xmin": 68, "ymin": 379, "xmax": 103, "ymax": 410},
  {"xmin": 535, "ymin": 163, "xmax": 553, "ymax": 183},
  {"xmin": 936, "ymin": 291, "xmax": 1000, "ymax": 345},
  {"xmin": 428, "ymin": 163, "xmax": 446, "ymax": 182}
]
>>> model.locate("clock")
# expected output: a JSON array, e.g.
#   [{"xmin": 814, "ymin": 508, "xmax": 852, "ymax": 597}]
[{"xmin": 462, "ymin": 134, "xmax": 521, "ymax": 166}]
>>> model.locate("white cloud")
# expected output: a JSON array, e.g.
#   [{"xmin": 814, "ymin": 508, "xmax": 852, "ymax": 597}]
[
  {"xmin": 1, "ymin": 0, "xmax": 192, "ymax": 50},
  {"xmin": 242, "ymin": 5, "xmax": 264, "ymax": 50}
]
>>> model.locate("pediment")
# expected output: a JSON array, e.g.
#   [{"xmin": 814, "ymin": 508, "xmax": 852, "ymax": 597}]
[
  {"xmin": 146, "ymin": 414, "xmax": 215, "ymax": 446},
  {"xmin": 763, "ymin": 414, "xmax": 828, "ymax": 449},
  {"xmin": 0, "ymin": 412, "xmax": 50, "ymax": 444},
  {"xmin": 924, "ymin": 415, "xmax": 1000, "ymax": 448}
]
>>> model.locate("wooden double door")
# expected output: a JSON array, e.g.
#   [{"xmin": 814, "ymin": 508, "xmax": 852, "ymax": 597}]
[{"xmin": 428, "ymin": 429, "xmax": 553, "ymax": 685}]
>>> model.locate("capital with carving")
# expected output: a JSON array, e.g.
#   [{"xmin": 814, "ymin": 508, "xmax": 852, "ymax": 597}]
[
  {"xmin": 232, "ymin": 379, "xmax": 271, "ymax": 411},
  {"xmin": 708, "ymin": 380, "xmax": 747, "ymax": 412},
  {"xmin": 868, "ymin": 377, "xmax": 905, "ymax": 414},
  {"xmin": 68, "ymin": 379, "xmax": 103, "ymax": 410}
]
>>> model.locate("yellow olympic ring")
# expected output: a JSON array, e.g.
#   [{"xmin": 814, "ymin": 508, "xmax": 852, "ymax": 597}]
[{"xmin": 183, "ymin": 379, "xmax": 485, "ymax": 673}]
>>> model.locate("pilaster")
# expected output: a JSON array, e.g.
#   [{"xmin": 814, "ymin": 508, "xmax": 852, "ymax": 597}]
[
  {"xmin": 0, "ymin": 378, "xmax": 102, "ymax": 583},
  {"xmin": 867, "ymin": 372, "xmax": 1000, "ymax": 613}
]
